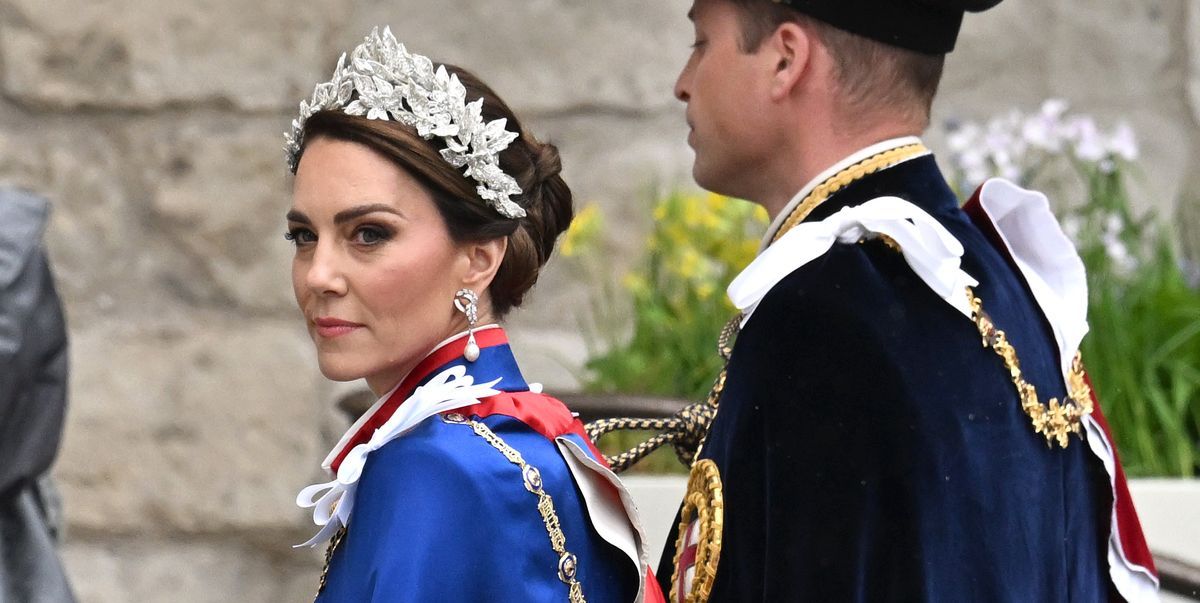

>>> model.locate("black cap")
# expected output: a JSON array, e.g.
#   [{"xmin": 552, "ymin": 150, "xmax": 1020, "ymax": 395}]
[{"xmin": 774, "ymin": 0, "xmax": 1003, "ymax": 54}]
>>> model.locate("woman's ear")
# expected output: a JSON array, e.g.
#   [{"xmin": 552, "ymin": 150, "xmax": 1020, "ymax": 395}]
[
  {"xmin": 767, "ymin": 21, "xmax": 812, "ymax": 102},
  {"xmin": 460, "ymin": 237, "xmax": 508, "ymax": 291}
]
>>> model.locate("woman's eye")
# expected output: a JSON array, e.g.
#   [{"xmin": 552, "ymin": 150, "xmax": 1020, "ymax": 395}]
[
  {"xmin": 353, "ymin": 225, "xmax": 391, "ymax": 245},
  {"xmin": 285, "ymin": 228, "xmax": 316, "ymax": 246}
]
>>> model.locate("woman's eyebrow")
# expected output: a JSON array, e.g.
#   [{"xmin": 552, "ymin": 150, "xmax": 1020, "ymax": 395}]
[
  {"xmin": 285, "ymin": 209, "xmax": 311, "ymax": 224},
  {"xmin": 285, "ymin": 204, "xmax": 405, "ymax": 225},
  {"xmin": 333, "ymin": 203, "xmax": 404, "ymax": 225}
]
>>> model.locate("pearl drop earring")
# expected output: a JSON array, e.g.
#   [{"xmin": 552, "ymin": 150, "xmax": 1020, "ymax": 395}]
[{"xmin": 453, "ymin": 289, "xmax": 480, "ymax": 362}]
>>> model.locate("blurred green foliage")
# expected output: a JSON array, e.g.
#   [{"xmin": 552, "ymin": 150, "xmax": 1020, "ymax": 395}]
[
  {"xmin": 562, "ymin": 192, "xmax": 765, "ymax": 472},
  {"xmin": 1070, "ymin": 166, "xmax": 1200, "ymax": 477}
]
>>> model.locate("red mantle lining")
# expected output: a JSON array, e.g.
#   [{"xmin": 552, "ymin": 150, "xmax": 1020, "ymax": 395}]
[{"xmin": 963, "ymin": 186, "xmax": 1157, "ymax": 578}]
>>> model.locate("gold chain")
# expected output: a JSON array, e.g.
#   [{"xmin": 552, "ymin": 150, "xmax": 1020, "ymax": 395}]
[
  {"xmin": 313, "ymin": 525, "xmax": 345, "ymax": 600},
  {"xmin": 443, "ymin": 413, "xmax": 587, "ymax": 603},
  {"xmin": 967, "ymin": 288, "xmax": 1093, "ymax": 447},
  {"xmin": 768, "ymin": 142, "xmax": 1093, "ymax": 446}
]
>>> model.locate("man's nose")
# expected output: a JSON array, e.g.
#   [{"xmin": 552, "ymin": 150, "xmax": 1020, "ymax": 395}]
[{"xmin": 674, "ymin": 64, "xmax": 691, "ymax": 102}]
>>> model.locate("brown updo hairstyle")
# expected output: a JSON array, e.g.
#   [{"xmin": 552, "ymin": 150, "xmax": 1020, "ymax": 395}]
[{"xmin": 295, "ymin": 65, "xmax": 573, "ymax": 318}]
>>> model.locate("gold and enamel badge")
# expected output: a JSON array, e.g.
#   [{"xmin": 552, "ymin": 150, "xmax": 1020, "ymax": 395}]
[{"xmin": 671, "ymin": 459, "xmax": 724, "ymax": 603}]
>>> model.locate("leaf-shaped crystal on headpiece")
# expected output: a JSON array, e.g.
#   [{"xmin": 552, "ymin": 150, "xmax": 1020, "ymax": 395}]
[{"xmin": 283, "ymin": 27, "xmax": 527, "ymax": 219}]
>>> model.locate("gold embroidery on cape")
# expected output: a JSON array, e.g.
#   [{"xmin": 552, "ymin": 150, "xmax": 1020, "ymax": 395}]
[
  {"xmin": 671, "ymin": 459, "xmax": 724, "ymax": 603},
  {"xmin": 442, "ymin": 413, "xmax": 587, "ymax": 602}
]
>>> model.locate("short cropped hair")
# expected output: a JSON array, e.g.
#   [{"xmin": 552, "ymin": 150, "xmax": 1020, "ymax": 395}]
[{"xmin": 728, "ymin": 0, "xmax": 945, "ymax": 129}]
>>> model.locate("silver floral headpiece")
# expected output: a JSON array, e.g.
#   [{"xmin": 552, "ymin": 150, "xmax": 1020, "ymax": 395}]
[{"xmin": 284, "ymin": 27, "xmax": 526, "ymax": 219}]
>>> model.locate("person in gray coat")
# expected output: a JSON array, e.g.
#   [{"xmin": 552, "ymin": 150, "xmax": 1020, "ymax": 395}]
[{"xmin": 0, "ymin": 188, "xmax": 76, "ymax": 603}]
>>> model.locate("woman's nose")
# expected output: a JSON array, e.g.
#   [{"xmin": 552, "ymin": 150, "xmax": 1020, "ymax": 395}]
[{"xmin": 305, "ymin": 243, "xmax": 348, "ymax": 296}]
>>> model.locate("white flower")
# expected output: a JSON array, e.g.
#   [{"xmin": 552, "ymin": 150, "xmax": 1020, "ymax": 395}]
[
  {"xmin": 1068, "ymin": 116, "xmax": 1107, "ymax": 162},
  {"xmin": 1103, "ymin": 236, "xmax": 1137, "ymax": 276},
  {"xmin": 1021, "ymin": 99, "xmax": 1071, "ymax": 153},
  {"xmin": 942, "ymin": 100, "xmax": 1139, "ymax": 193},
  {"xmin": 1108, "ymin": 122, "xmax": 1139, "ymax": 162},
  {"xmin": 1103, "ymin": 212, "xmax": 1125, "ymax": 237},
  {"xmin": 946, "ymin": 122, "xmax": 980, "ymax": 155},
  {"xmin": 1038, "ymin": 99, "xmax": 1070, "ymax": 124},
  {"xmin": 1098, "ymin": 211, "xmax": 1138, "ymax": 275}
]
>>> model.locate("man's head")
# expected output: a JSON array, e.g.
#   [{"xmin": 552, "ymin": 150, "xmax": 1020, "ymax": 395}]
[
  {"xmin": 728, "ymin": 0, "xmax": 946, "ymax": 130},
  {"xmin": 674, "ymin": 0, "xmax": 1000, "ymax": 211},
  {"xmin": 675, "ymin": 0, "xmax": 786, "ymax": 204}
]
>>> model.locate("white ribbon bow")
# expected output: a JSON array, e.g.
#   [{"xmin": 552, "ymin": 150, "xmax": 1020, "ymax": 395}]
[
  {"xmin": 294, "ymin": 365, "xmax": 502, "ymax": 547},
  {"xmin": 728, "ymin": 196, "xmax": 980, "ymax": 326}
]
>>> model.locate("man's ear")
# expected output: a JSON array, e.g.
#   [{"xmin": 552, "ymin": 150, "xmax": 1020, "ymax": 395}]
[
  {"xmin": 461, "ymin": 237, "xmax": 508, "ymax": 291},
  {"xmin": 766, "ymin": 21, "xmax": 812, "ymax": 101}
]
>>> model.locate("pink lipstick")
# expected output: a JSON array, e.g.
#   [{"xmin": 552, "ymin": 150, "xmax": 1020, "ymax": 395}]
[{"xmin": 313, "ymin": 317, "xmax": 363, "ymax": 339}]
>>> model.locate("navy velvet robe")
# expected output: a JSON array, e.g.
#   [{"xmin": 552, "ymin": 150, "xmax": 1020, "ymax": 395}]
[{"xmin": 658, "ymin": 155, "xmax": 1114, "ymax": 601}]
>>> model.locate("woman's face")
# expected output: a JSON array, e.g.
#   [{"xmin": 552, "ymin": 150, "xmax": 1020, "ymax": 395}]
[{"xmin": 288, "ymin": 136, "xmax": 473, "ymax": 395}]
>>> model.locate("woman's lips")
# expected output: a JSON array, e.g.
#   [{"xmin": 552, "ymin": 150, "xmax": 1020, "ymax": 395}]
[{"xmin": 313, "ymin": 317, "xmax": 363, "ymax": 339}]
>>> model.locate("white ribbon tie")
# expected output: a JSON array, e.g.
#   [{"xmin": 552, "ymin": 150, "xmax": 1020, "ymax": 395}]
[
  {"xmin": 294, "ymin": 365, "xmax": 501, "ymax": 547},
  {"xmin": 729, "ymin": 196, "xmax": 980, "ymax": 326}
]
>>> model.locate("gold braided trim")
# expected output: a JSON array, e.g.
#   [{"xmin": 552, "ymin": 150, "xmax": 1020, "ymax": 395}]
[
  {"xmin": 686, "ymin": 313, "xmax": 741, "ymax": 464},
  {"xmin": 443, "ymin": 413, "xmax": 587, "ymax": 603},
  {"xmin": 670, "ymin": 459, "xmax": 724, "ymax": 603},
  {"xmin": 313, "ymin": 526, "xmax": 346, "ymax": 600},
  {"xmin": 584, "ymin": 312, "xmax": 741, "ymax": 472},
  {"xmin": 968, "ymin": 288, "xmax": 1094, "ymax": 447},
  {"xmin": 771, "ymin": 143, "xmax": 929, "ymax": 244}
]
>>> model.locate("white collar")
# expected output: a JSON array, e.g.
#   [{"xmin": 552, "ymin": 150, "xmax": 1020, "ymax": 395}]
[{"xmin": 760, "ymin": 136, "xmax": 929, "ymax": 252}]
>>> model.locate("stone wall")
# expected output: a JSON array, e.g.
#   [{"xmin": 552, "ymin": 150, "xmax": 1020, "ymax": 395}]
[{"xmin": 0, "ymin": 1, "xmax": 1194, "ymax": 601}]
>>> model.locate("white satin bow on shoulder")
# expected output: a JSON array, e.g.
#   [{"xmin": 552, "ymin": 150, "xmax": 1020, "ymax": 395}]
[
  {"xmin": 294, "ymin": 365, "xmax": 501, "ymax": 547},
  {"xmin": 728, "ymin": 196, "xmax": 980, "ymax": 327}
]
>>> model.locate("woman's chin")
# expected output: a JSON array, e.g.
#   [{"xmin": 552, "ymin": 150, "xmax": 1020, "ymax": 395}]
[{"xmin": 316, "ymin": 358, "xmax": 367, "ymax": 383}]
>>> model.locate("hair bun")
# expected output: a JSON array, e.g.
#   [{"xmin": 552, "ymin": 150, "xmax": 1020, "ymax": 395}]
[
  {"xmin": 519, "ymin": 137, "xmax": 572, "ymax": 265},
  {"xmin": 529, "ymin": 140, "xmax": 564, "ymax": 189}
]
